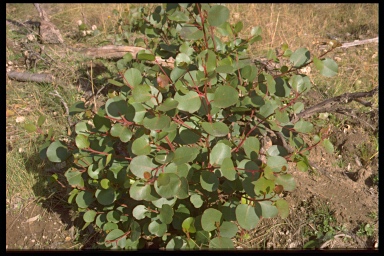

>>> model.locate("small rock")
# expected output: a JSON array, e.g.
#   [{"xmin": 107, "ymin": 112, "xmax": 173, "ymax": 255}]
[
  {"xmin": 65, "ymin": 237, "xmax": 71, "ymax": 242},
  {"xmin": 15, "ymin": 116, "xmax": 26, "ymax": 123}
]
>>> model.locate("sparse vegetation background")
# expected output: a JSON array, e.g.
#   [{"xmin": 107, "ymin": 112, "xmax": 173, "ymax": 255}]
[{"xmin": 6, "ymin": 3, "xmax": 378, "ymax": 250}]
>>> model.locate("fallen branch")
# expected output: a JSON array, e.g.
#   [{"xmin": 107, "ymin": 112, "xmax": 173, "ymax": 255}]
[
  {"xmin": 70, "ymin": 45, "xmax": 175, "ymax": 68},
  {"xmin": 340, "ymin": 37, "xmax": 378, "ymax": 49},
  {"xmin": 34, "ymin": 3, "xmax": 64, "ymax": 44},
  {"xmin": 292, "ymin": 87, "xmax": 378, "ymax": 123},
  {"xmin": 7, "ymin": 71, "xmax": 55, "ymax": 83}
]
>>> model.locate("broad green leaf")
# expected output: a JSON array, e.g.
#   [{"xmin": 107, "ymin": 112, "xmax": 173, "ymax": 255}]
[
  {"xmin": 173, "ymin": 147, "xmax": 199, "ymax": 165},
  {"xmin": 155, "ymin": 150, "xmax": 174, "ymax": 164},
  {"xmin": 190, "ymin": 194, "xmax": 204, "ymax": 208},
  {"xmin": 201, "ymin": 208, "xmax": 222, "ymax": 232},
  {"xmin": 256, "ymin": 201, "xmax": 278, "ymax": 218},
  {"xmin": 69, "ymin": 101, "xmax": 86, "ymax": 115},
  {"xmin": 179, "ymin": 127, "xmax": 201, "ymax": 145},
  {"xmin": 216, "ymin": 65, "xmax": 233, "ymax": 73},
  {"xmin": 157, "ymin": 98, "xmax": 179, "ymax": 112},
  {"xmin": 100, "ymin": 178, "xmax": 110, "ymax": 189},
  {"xmin": 293, "ymin": 102, "xmax": 304, "ymax": 114},
  {"xmin": 83, "ymin": 210, "xmax": 97, "ymax": 223},
  {"xmin": 208, "ymin": 5, "xmax": 230, "ymax": 27},
  {"xmin": 166, "ymin": 236, "xmax": 189, "ymax": 249},
  {"xmin": 313, "ymin": 57, "xmax": 338, "ymax": 77},
  {"xmin": 124, "ymin": 68, "xmax": 142, "ymax": 87},
  {"xmin": 243, "ymin": 136, "xmax": 260, "ymax": 159},
  {"xmin": 103, "ymin": 222, "xmax": 118, "ymax": 233},
  {"xmin": 275, "ymin": 174, "xmax": 296, "ymax": 192},
  {"xmin": 75, "ymin": 134, "xmax": 90, "ymax": 149},
  {"xmin": 132, "ymin": 205, "xmax": 147, "ymax": 220},
  {"xmin": 172, "ymin": 207, "xmax": 190, "ymax": 231},
  {"xmin": 253, "ymin": 177, "xmax": 275, "ymax": 196},
  {"xmin": 105, "ymin": 96, "xmax": 129, "ymax": 119},
  {"xmin": 95, "ymin": 213, "xmax": 107, "ymax": 229},
  {"xmin": 76, "ymin": 190, "xmax": 95, "ymax": 208},
  {"xmin": 267, "ymin": 145, "xmax": 289, "ymax": 157},
  {"xmin": 259, "ymin": 100, "xmax": 278, "ymax": 118},
  {"xmin": 195, "ymin": 230, "xmax": 210, "ymax": 247},
  {"xmin": 275, "ymin": 109, "xmax": 290, "ymax": 124},
  {"xmin": 129, "ymin": 180, "xmax": 160, "ymax": 201},
  {"xmin": 294, "ymin": 119, "xmax": 314, "ymax": 133},
  {"xmin": 235, "ymin": 204, "xmax": 260, "ymax": 230},
  {"xmin": 212, "ymin": 86, "xmax": 239, "ymax": 108},
  {"xmin": 37, "ymin": 115, "xmax": 46, "ymax": 127},
  {"xmin": 95, "ymin": 188, "xmax": 116, "ymax": 205},
  {"xmin": 154, "ymin": 173, "xmax": 182, "ymax": 199},
  {"xmin": 148, "ymin": 220, "xmax": 167, "ymax": 237},
  {"xmin": 174, "ymin": 91, "xmax": 201, "ymax": 113},
  {"xmin": 108, "ymin": 79, "xmax": 124, "ymax": 87},
  {"xmin": 105, "ymin": 229, "xmax": 125, "ymax": 246},
  {"xmin": 289, "ymin": 75, "xmax": 305, "ymax": 93},
  {"xmin": 209, "ymin": 237, "xmax": 235, "ymax": 249},
  {"xmin": 275, "ymin": 198, "xmax": 289, "ymax": 219},
  {"xmin": 322, "ymin": 139, "xmax": 334, "ymax": 154},
  {"xmin": 217, "ymin": 22, "xmax": 233, "ymax": 36},
  {"xmin": 159, "ymin": 204, "xmax": 174, "ymax": 224},
  {"xmin": 220, "ymin": 157, "xmax": 237, "ymax": 181},
  {"xmin": 290, "ymin": 47, "xmax": 310, "ymax": 67},
  {"xmin": 170, "ymin": 67, "xmax": 187, "ymax": 83},
  {"xmin": 175, "ymin": 52, "xmax": 192, "ymax": 67},
  {"xmin": 137, "ymin": 51, "xmax": 155, "ymax": 61},
  {"xmin": 234, "ymin": 21, "xmax": 243, "ymax": 34},
  {"xmin": 75, "ymin": 121, "xmax": 91, "ymax": 135},
  {"xmin": 130, "ymin": 155, "xmax": 157, "ymax": 179},
  {"xmin": 151, "ymin": 197, "xmax": 177, "ymax": 208},
  {"xmin": 297, "ymin": 161, "xmax": 309, "ymax": 172},
  {"xmin": 241, "ymin": 65, "xmax": 257, "ymax": 82},
  {"xmin": 93, "ymin": 111, "xmax": 111, "ymax": 132},
  {"xmin": 47, "ymin": 141, "xmax": 70, "ymax": 163},
  {"xmin": 111, "ymin": 124, "xmax": 132, "ymax": 143},
  {"xmin": 219, "ymin": 221, "xmax": 238, "ymax": 238},
  {"xmin": 131, "ymin": 136, "xmax": 151, "ymax": 156},
  {"xmin": 200, "ymin": 171, "xmax": 219, "ymax": 192},
  {"xmin": 176, "ymin": 176, "xmax": 189, "ymax": 199},
  {"xmin": 182, "ymin": 217, "xmax": 196, "ymax": 233},
  {"xmin": 132, "ymin": 84, "xmax": 152, "ymax": 103},
  {"xmin": 107, "ymin": 210, "xmax": 121, "ymax": 223},
  {"xmin": 267, "ymin": 156, "xmax": 288, "ymax": 172},
  {"xmin": 143, "ymin": 114, "xmax": 170, "ymax": 131},
  {"xmin": 210, "ymin": 142, "xmax": 231, "ymax": 166},
  {"xmin": 201, "ymin": 122, "xmax": 229, "ymax": 137},
  {"xmin": 65, "ymin": 168, "xmax": 84, "ymax": 188}
]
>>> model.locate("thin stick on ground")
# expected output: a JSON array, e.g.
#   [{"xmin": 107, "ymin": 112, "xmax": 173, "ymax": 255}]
[
  {"xmin": 90, "ymin": 60, "xmax": 97, "ymax": 113},
  {"xmin": 49, "ymin": 89, "xmax": 72, "ymax": 126}
]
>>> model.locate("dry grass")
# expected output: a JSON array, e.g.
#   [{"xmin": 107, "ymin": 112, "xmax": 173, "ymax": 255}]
[{"xmin": 6, "ymin": 3, "xmax": 378, "ymax": 249}]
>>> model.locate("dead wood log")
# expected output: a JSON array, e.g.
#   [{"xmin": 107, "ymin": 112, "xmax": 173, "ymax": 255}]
[
  {"xmin": 71, "ymin": 45, "xmax": 175, "ymax": 68},
  {"xmin": 7, "ymin": 71, "xmax": 55, "ymax": 83},
  {"xmin": 292, "ymin": 87, "xmax": 378, "ymax": 123},
  {"xmin": 34, "ymin": 3, "xmax": 64, "ymax": 44}
]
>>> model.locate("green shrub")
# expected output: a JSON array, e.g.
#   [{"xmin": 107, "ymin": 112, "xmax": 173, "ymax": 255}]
[{"xmin": 37, "ymin": 3, "xmax": 337, "ymax": 249}]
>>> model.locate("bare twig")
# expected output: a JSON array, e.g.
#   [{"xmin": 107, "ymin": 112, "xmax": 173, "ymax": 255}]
[
  {"xmin": 320, "ymin": 233, "xmax": 352, "ymax": 249},
  {"xmin": 49, "ymin": 90, "xmax": 73, "ymax": 126},
  {"xmin": 292, "ymin": 87, "xmax": 378, "ymax": 123}
]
